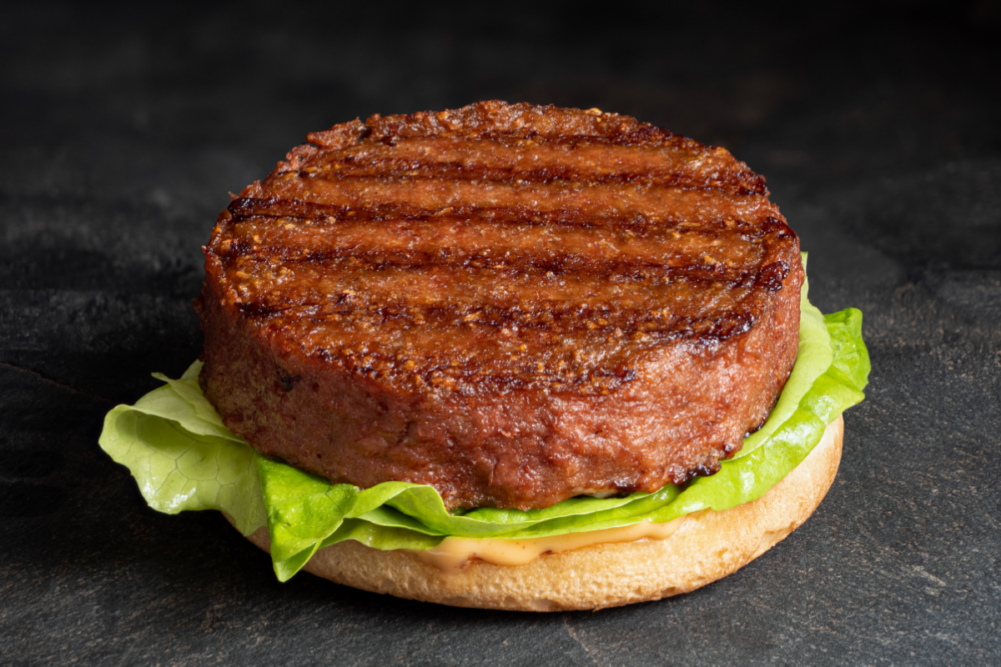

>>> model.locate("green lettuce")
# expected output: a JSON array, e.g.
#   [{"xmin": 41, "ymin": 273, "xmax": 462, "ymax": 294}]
[
  {"xmin": 99, "ymin": 363, "xmax": 265, "ymax": 536},
  {"xmin": 99, "ymin": 266, "xmax": 869, "ymax": 582}
]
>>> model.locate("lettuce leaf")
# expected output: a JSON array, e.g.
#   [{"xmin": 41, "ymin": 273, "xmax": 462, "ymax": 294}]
[
  {"xmin": 99, "ymin": 374, "xmax": 266, "ymax": 536},
  {"xmin": 734, "ymin": 259, "xmax": 831, "ymax": 458},
  {"xmin": 99, "ymin": 270, "xmax": 869, "ymax": 582}
]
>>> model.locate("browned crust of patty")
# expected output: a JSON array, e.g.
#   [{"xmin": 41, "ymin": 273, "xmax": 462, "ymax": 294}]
[{"xmin": 198, "ymin": 101, "xmax": 803, "ymax": 510}]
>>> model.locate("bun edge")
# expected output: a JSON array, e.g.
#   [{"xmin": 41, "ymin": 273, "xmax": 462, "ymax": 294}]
[{"xmin": 233, "ymin": 415, "xmax": 844, "ymax": 611}]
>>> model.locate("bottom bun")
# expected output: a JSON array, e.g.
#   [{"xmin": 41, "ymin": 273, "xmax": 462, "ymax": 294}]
[{"xmin": 237, "ymin": 415, "xmax": 843, "ymax": 611}]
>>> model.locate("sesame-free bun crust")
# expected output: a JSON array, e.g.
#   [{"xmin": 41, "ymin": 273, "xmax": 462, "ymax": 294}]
[{"xmin": 237, "ymin": 416, "xmax": 843, "ymax": 611}]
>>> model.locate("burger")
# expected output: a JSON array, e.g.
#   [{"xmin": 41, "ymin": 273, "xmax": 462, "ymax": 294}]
[{"xmin": 100, "ymin": 102, "xmax": 869, "ymax": 611}]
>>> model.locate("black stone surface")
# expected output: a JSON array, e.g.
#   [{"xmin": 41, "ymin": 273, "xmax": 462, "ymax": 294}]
[{"xmin": 2, "ymin": 2, "xmax": 1000, "ymax": 664}]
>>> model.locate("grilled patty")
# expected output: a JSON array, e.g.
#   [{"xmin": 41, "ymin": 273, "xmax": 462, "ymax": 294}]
[{"xmin": 198, "ymin": 101, "xmax": 803, "ymax": 510}]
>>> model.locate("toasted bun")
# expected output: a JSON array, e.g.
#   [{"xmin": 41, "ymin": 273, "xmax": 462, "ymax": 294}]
[{"xmin": 236, "ymin": 416, "xmax": 843, "ymax": 611}]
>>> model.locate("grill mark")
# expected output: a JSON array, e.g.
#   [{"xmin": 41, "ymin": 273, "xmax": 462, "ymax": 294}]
[
  {"xmin": 232, "ymin": 294, "xmax": 765, "ymax": 340},
  {"xmin": 289, "ymin": 137, "xmax": 765, "ymax": 195},
  {"xmin": 249, "ymin": 308, "xmax": 758, "ymax": 394},
  {"xmin": 361, "ymin": 127, "xmax": 677, "ymax": 148},
  {"xmin": 758, "ymin": 260, "xmax": 790, "ymax": 291},
  {"xmin": 218, "ymin": 235, "xmax": 786, "ymax": 310},
  {"xmin": 310, "ymin": 120, "xmax": 674, "ymax": 150},
  {"xmin": 218, "ymin": 214, "xmax": 770, "ymax": 270},
  {"xmin": 303, "ymin": 133, "xmax": 712, "ymax": 155},
  {"xmin": 222, "ymin": 247, "xmax": 762, "ymax": 282},
  {"xmin": 227, "ymin": 197, "xmax": 789, "ymax": 237},
  {"xmin": 237, "ymin": 295, "xmax": 761, "ymax": 332},
  {"xmin": 223, "ymin": 215, "xmax": 769, "ymax": 254},
  {"xmin": 296, "ymin": 168, "xmax": 763, "ymax": 196},
  {"xmin": 221, "ymin": 252, "xmax": 766, "ymax": 310},
  {"xmin": 254, "ymin": 173, "xmax": 776, "ymax": 226},
  {"xmin": 229, "ymin": 284, "xmax": 768, "ymax": 371},
  {"xmin": 308, "ymin": 129, "xmax": 688, "ymax": 151}
]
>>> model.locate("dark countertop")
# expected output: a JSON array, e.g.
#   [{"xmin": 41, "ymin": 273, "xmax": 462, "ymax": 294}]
[{"xmin": 2, "ymin": 2, "xmax": 1000, "ymax": 664}]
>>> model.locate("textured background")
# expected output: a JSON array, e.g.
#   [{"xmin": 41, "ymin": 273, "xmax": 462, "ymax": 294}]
[{"xmin": 2, "ymin": 1, "xmax": 1000, "ymax": 665}]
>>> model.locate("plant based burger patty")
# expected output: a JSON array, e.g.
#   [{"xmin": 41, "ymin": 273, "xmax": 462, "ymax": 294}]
[{"xmin": 197, "ymin": 101, "xmax": 804, "ymax": 511}]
